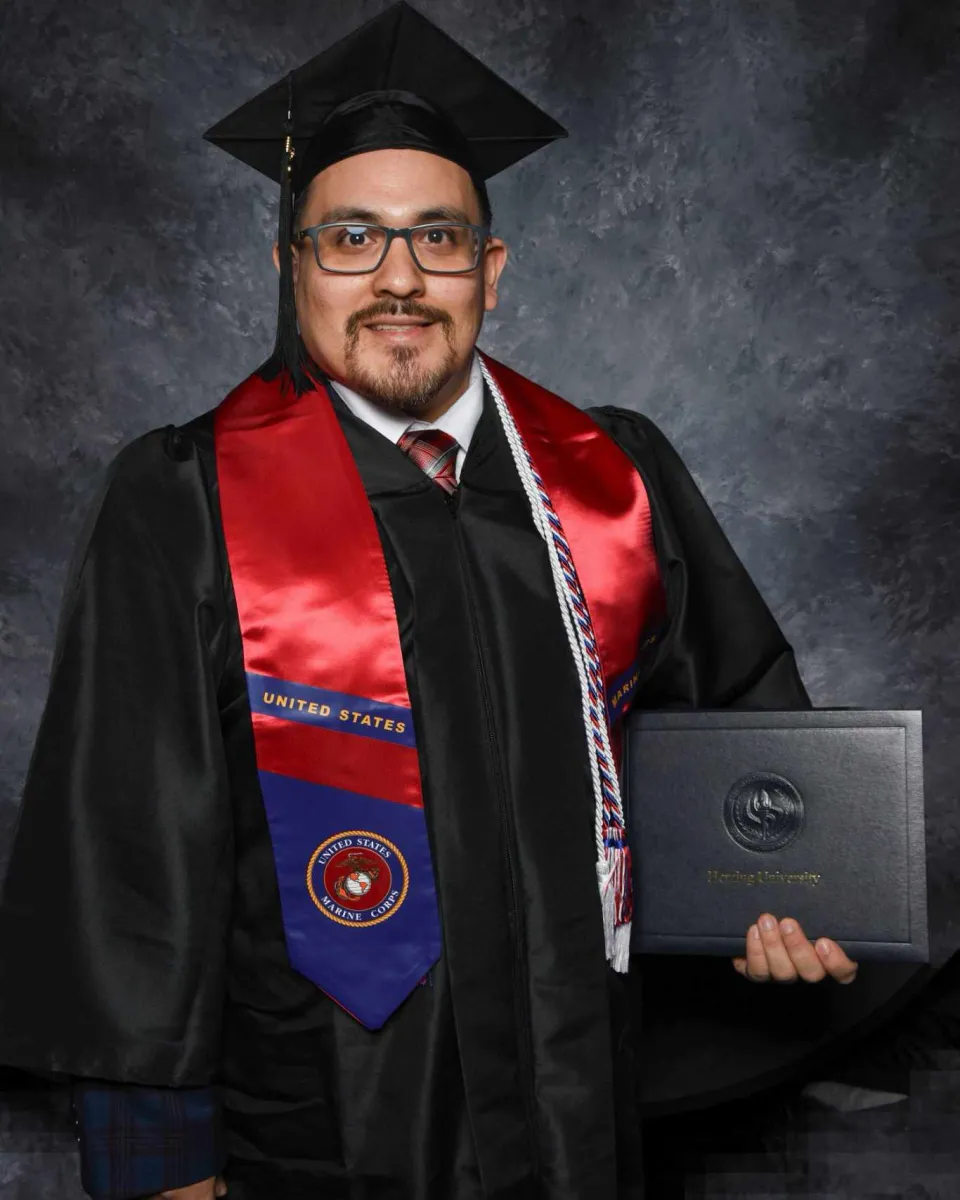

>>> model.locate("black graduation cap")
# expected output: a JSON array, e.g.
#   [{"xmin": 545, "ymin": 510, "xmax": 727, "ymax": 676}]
[
  {"xmin": 205, "ymin": 0, "xmax": 567, "ymax": 185},
  {"xmin": 203, "ymin": 0, "xmax": 567, "ymax": 389}
]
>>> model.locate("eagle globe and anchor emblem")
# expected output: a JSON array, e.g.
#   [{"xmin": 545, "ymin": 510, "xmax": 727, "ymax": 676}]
[
  {"xmin": 722, "ymin": 772, "xmax": 805, "ymax": 852},
  {"xmin": 307, "ymin": 831, "xmax": 410, "ymax": 927}
]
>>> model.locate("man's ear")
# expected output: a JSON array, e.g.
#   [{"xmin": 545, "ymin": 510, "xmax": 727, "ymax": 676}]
[
  {"xmin": 482, "ymin": 237, "xmax": 508, "ymax": 314},
  {"xmin": 271, "ymin": 242, "xmax": 301, "ymax": 286}
]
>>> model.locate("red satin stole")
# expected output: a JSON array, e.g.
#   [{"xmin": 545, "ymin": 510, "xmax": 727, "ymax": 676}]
[
  {"xmin": 480, "ymin": 351, "xmax": 664, "ymax": 758},
  {"xmin": 213, "ymin": 350, "xmax": 662, "ymax": 1025}
]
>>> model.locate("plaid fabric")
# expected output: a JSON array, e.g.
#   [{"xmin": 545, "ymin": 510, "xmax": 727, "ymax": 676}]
[
  {"xmin": 72, "ymin": 1080, "xmax": 225, "ymax": 1199},
  {"xmin": 397, "ymin": 427, "xmax": 460, "ymax": 494}
]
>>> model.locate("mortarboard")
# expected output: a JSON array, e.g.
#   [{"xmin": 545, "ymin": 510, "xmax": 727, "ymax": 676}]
[{"xmin": 203, "ymin": 0, "xmax": 568, "ymax": 389}]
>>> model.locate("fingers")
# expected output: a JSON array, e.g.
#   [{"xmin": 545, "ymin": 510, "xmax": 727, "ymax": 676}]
[
  {"xmin": 779, "ymin": 920, "xmax": 858, "ymax": 983},
  {"xmin": 755, "ymin": 913, "xmax": 799, "ymax": 982},
  {"xmin": 732, "ymin": 927, "xmax": 769, "ymax": 980},
  {"xmin": 744, "ymin": 922, "xmax": 771, "ymax": 981},
  {"xmin": 734, "ymin": 915, "xmax": 859, "ymax": 985},
  {"xmin": 777, "ymin": 918, "xmax": 827, "ymax": 982},
  {"xmin": 814, "ymin": 938, "xmax": 858, "ymax": 984}
]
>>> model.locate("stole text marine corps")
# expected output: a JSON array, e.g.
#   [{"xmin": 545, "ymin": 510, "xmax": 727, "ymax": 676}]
[{"xmin": 307, "ymin": 832, "xmax": 410, "ymax": 927}]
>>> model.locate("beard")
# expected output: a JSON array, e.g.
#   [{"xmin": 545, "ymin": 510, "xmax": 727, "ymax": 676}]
[{"xmin": 341, "ymin": 302, "xmax": 462, "ymax": 416}]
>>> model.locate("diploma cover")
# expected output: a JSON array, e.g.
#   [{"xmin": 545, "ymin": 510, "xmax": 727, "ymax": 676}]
[{"xmin": 624, "ymin": 709, "xmax": 928, "ymax": 962}]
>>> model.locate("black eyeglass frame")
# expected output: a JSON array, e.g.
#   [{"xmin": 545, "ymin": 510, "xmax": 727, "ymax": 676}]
[{"xmin": 293, "ymin": 221, "xmax": 492, "ymax": 275}]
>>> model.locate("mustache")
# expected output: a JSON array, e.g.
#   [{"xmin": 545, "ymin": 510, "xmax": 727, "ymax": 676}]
[{"xmin": 345, "ymin": 301, "xmax": 452, "ymax": 337}]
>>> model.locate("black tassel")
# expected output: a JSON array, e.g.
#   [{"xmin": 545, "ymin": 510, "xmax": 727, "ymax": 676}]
[{"xmin": 272, "ymin": 72, "xmax": 303, "ymax": 393}]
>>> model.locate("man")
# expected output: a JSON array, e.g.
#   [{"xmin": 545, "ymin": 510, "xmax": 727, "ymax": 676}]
[{"xmin": 0, "ymin": 5, "xmax": 858, "ymax": 1198}]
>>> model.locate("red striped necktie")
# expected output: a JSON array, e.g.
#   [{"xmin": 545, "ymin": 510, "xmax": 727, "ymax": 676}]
[{"xmin": 397, "ymin": 427, "xmax": 460, "ymax": 494}]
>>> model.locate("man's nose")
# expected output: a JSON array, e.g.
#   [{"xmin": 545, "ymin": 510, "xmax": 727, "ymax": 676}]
[{"xmin": 371, "ymin": 232, "xmax": 426, "ymax": 297}]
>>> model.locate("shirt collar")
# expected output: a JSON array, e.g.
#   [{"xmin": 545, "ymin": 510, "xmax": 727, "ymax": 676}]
[{"xmin": 328, "ymin": 350, "xmax": 484, "ymax": 452}]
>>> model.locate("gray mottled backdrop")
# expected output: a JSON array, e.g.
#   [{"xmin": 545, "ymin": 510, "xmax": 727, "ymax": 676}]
[{"xmin": 1, "ymin": 0, "xmax": 958, "ymax": 1195}]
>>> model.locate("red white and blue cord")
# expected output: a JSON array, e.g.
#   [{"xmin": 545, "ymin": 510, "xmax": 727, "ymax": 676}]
[{"xmin": 480, "ymin": 358, "xmax": 632, "ymax": 971}]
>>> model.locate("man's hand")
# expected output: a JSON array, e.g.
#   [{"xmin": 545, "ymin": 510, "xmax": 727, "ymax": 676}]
[
  {"xmin": 732, "ymin": 913, "xmax": 858, "ymax": 984},
  {"xmin": 153, "ymin": 1177, "xmax": 227, "ymax": 1199}
]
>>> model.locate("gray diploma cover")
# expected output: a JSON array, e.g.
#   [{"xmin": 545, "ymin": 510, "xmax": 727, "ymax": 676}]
[{"xmin": 624, "ymin": 709, "xmax": 928, "ymax": 963}]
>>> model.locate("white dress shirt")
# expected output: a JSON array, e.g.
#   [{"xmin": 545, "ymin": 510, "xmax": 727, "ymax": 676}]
[{"xmin": 329, "ymin": 351, "xmax": 484, "ymax": 482}]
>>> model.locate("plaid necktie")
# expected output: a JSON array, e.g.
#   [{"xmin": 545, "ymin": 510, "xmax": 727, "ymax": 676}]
[{"xmin": 397, "ymin": 427, "xmax": 460, "ymax": 494}]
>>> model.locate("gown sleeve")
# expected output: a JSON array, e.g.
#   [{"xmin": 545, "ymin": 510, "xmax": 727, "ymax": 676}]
[{"xmin": 0, "ymin": 423, "xmax": 234, "ymax": 1087}]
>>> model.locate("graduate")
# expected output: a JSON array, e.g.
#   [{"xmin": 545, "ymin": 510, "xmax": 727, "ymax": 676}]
[{"xmin": 0, "ymin": 4, "xmax": 858, "ymax": 1198}]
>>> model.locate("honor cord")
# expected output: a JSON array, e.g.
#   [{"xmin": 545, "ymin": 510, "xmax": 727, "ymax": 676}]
[{"xmin": 479, "ymin": 359, "xmax": 632, "ymax": 971}]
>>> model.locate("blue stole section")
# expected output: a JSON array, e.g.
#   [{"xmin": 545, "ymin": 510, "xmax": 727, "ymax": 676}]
[
  {"xmin": 606, "ymin": 626, "xmax": 666, "ymax": 722},
  {"xmin": 247, "ymin": 672, "xmax": 415, "ymax": 748},
  {"xmin": 607, "ymin": 659, "xmax": 642, "ymax": 722},
  {"xmin": 258, "ymin": 770, "xmax": 442, "ymax": 1030}
]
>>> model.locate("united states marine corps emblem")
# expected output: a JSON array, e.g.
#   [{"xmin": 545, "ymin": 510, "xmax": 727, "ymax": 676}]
[{"xmin": 307, "ymin": 831, "xmax": 409, "ymax": 927}]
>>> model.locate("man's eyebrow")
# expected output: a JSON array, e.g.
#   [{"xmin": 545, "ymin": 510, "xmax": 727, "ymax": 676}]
[
  {"xmin": 413, "ymin": 206, "xmax": 475, "ymax": 225},
  {"xmin": 316, "ymin": 205, "xmax": 382, "ymax": 224},
  {"xmin": 315, "ymin": 204, "xmax": 477, "ymax": 225}
]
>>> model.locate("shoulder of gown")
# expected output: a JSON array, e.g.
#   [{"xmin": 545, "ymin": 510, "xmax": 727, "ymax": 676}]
[{"xmin": 585, "ymin": 401, "xmax": 811, "ymax": 711}]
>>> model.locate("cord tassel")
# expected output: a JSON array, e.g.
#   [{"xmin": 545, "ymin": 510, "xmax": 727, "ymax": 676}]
[{"xmin": 598, "ymin": 840, "xmax": 632, "ymax": 970}]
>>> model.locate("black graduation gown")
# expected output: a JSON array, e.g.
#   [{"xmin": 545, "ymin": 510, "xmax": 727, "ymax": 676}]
[{"xmin": 0, "ymin": 372, "xmax": 809, "ymax": 1199}]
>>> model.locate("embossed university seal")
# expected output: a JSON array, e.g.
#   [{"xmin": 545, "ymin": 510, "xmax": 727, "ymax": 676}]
[
  {"xmin": 722, "ymin": 773, "xmax": 804, "ymax": 853},
  {"xmin": 307, "ymin": 831, "xmax": 409, "ymax": 927}
]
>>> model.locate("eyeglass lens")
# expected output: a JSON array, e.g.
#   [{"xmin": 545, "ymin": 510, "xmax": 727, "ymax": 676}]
[{"xmin": 312, "ymin": 224, "xmax": 481, "ymax": 272}]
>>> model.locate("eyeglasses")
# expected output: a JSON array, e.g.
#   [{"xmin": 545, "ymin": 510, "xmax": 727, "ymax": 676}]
[{"xmin": 294, "ymin": 221, "xmax": 490, "ymax": 274}]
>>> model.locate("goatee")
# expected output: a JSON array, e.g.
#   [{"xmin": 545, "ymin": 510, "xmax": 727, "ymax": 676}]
[
  {"xmin": 342, "ymin": 303, "xmax": 460, "ymax": 416},
  {"xmin": 343, "ymin": 341, "xmax": 460, "ymax": 416}
]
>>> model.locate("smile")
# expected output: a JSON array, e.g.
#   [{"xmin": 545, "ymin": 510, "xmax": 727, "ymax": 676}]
[{"xmin": 365, "ymin": 323, "xmax": 434, "ymax": 337}]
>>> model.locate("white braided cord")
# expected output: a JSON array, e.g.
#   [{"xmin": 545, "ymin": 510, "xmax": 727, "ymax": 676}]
[{"xmin": 479, "ymin": 358, "xmax": 632, "ymax": 971}]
